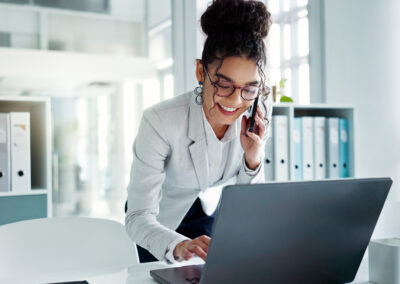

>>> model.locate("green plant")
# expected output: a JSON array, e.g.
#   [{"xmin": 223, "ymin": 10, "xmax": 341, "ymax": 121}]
[{"xmin": 277, "ymin": 78, "xmax": 293, "ymax": 103}]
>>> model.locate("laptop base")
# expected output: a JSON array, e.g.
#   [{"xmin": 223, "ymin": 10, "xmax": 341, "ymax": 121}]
[{"xmin": 150, "ymin": 264, "xmax": 203, "ymax": 284}]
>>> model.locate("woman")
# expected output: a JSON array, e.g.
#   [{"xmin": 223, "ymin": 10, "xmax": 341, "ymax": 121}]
[{"xmin": 125, "ymin": 0, "xmax": 272, "ymax": 263}]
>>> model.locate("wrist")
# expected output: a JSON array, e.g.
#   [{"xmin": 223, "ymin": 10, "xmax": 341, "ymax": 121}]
[
  {"xmin": 245, "ymin": 155, "xmax": 261, "ymax": 170},
  {"xmin": 173, "ymin": 240, "xmax": 190, "ymax": 260}
]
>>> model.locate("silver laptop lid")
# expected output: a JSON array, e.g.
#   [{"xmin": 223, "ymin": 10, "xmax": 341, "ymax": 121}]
[{"xmin": 201, "ymin": 178, "xmax": 392, "ymax": 284}]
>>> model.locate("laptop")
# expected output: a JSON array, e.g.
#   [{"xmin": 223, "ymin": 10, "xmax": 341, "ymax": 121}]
[{"xmin": 150, "ymin": 178, "xmax": 392, "ymax": 284}]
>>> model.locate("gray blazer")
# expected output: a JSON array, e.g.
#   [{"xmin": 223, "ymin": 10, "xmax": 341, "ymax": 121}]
[{"xmin": 125, "ymin": 91, "xmax": 272, "ymax": 261}]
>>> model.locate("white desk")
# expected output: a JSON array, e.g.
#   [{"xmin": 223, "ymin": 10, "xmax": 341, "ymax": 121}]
[
  {"xmin": 85, "ymin": 258, "xmax": 205, "ymax": 284},
  {"xmin": 84, "ymin": 258, "xmax": 374, "ymax": 284}
]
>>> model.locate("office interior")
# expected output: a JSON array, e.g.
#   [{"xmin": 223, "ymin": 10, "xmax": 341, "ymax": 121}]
[{"xmin": 0, "ymin": 0, "xmax": 399, "ymax": 283}]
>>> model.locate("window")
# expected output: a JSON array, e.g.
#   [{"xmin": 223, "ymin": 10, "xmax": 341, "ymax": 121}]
[
  {"xmin": 147, "ymin": 0, "xmax": 173, "ymax": 102},
  {"xmin": 266, "ymin": 0, "xmax": 310, "ymax": 104}
]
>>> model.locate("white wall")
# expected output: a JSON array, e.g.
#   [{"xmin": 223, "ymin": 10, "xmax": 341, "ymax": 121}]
[
  {"xmin": 324, "ymin": 0, "xmax": 400, "ymax": 281},
  {"xmin": 148, "ymin": 0, "xmax": 171, "ymax": 28},
  {"xmin": 110, "ymin": 0, "xmax": 144, "ymax": 22},
  {"xmin": 325, "ymin": 0, "xmax": 400, "ymax": 201}
]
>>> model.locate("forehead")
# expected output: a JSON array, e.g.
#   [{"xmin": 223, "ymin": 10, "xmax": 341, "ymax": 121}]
[{"xmin": 209, "ymin": 56, "xmax": 260, "ymax": 84}]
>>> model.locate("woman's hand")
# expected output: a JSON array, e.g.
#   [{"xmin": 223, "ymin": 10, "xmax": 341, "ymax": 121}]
[
  {"xmin": 173, "ymin": 235, "xmax": 211, "ymax": 261},
  {"xmin": 240, "ymin": 105, "xmax": 266, "ymax": 169}
]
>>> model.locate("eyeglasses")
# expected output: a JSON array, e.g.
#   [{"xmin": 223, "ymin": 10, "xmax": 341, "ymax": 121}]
[{"xmin": 203, "ymin": 67, "xmax": 266, "ymax": 101}]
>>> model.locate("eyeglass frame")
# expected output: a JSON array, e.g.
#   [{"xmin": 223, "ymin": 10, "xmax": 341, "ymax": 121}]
[{"xmin": 202, "ymin": 66, "xmax": 268, "ymax": 101}]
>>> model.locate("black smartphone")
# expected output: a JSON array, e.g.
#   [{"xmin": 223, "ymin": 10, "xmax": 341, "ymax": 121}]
[{"xmin": 247, "ymin": 96, "xmax": 259, "ymax": 135}]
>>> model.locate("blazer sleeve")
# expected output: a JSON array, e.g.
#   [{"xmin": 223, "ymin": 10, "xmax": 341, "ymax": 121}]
[
  {"xmin": 236, "ymin": 154, "xmax": 265, "ymax": 184},
  {"xmin": 125, "ymin": 108, "xmax": 189, "ymax": 261}
]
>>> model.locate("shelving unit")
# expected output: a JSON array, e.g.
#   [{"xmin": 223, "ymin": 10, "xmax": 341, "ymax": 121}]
[
  {"xmin": 0, "ymin": 190, "xmax": 47, "ymax": 197},
  {"xmin": 0, "ymin": 2, "xmax": 144, "ymax": 55},
  {"xmin": 0, "ymin": 96, "xmax": 52, "ymax": 225},
  {"xmin": 268, "ymin": 103, "xmax": 355, "ymax": 181}
]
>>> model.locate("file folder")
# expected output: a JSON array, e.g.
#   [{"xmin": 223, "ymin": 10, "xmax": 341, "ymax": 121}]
[
  {"xmin": 293, "ymin": 118, "xmax": 302, "ymax": 181},
  {"xmin": 0, "ymin": 113, "xmax": 11, "ymax": 192},
  {"xmin": 301, "ymin": 117, "xmax": 314, "ymax": 180},
  {"xmin": 313, "ymin": 117, "xmax": 326, "ymax": 180},
  {"xmin": 10, "ymin": 112, "xmax": 31, "ymax": 193},
  {"xmin": 272, "ymin": 115, "xmax": 289, "ymax": 181},
  {"xmin": 339, "ymin": 118, "xmax": 349, "ymax": 178},
  {"xmin": 264, "ymin": 122, "xmax": 274, "ymax": 181},
  {"xmin": 326, "ymin": 118, "xmax": 339, "ymax": 179}
]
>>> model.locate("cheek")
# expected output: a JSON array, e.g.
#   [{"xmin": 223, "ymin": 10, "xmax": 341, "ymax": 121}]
[
  {"xmin": 236, "ymin": 101, "xmax": 253, "ymax": 117},
  {"xmin": 240, "ymin": 101, "xmax": 253, "ymax": 113},
  {"xmin": 244, "ymin": 101, "xmax": 253, "ymax": 109},
  {"xmin": 202, "ymin": 86, "xmax": 215, "ymax": 105},
  {"xmin": 237, "ymin": 105, "xmax": 250, "ymax": 117}
]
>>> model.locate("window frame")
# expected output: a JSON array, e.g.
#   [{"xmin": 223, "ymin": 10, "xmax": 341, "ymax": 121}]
[{"xmin": 265, "ymin": 0, "xmax": 310, "ymax": 104}]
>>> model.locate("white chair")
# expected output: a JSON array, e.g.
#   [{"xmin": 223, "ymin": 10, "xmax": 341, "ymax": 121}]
[{"xmin": 0, "ymin": 217, "xmax": 138, "ymax": 283}]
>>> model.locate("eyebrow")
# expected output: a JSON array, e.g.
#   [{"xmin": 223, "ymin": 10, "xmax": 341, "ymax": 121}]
[{"xmin": 215, "ymin": 72, "xmax": 260, "ymax": 86}]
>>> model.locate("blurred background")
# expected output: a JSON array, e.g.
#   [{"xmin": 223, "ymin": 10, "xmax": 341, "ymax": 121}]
[{"xmin": 0, "ymin": 0, "xmax": 313, "ymax": 221}]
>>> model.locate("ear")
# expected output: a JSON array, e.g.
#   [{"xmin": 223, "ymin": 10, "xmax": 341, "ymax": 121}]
[{"xmin": 195, "ymin": 60, "xmax": 204, "ymax": 83}]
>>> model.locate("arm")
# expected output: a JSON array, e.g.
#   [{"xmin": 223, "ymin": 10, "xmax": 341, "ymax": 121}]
[
  {"xmin": 125, "ymin": 108, "xmax": 188, "ymax": 261},
  {"xmin": 237, "ymin": 96, "xmax": 273, "ymax": 184}
]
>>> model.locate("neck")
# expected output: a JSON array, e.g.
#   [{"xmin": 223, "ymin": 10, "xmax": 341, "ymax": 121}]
[{"xmin": 212, "ymin": 124, "xmax": 228, "ymax": 140}]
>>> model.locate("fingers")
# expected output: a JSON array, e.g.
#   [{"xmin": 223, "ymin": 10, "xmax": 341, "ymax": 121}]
[
  {"xmin": 177, "ymin": 235, "xmax": 211, "ymax": 261},
  {"xmin": 182, "ymin": 248, "xmax": 194, "ymax": 260},
  {"xmin": 191, "ymin": 236, "xmax": 210, "ymax": 253},
  {"xmin": 256, "ymin": 106, "xmax": 266, "ymax": 124},
  {"xmin": 196, "ymin": 236, "xmax": 211, "ymax": 252},
  {"xmin": 257, "ymin": 105, "xmax": 265, "ymax": 119},
  {"xmin": 240, "ymin": 115, "xmax": 247, "ymax": 136},
  {"xmin": 255, "ymin": 115, "xmax": 266, "ymax": 138},
  {"xmin": 187, "ymin": 244, "xmax": 207, "ymax": 260},
  {"xmin": 246, "ymin": 130, "xmax": 262, "ymax": 144},
  {"xmin": 244, "ymin": 114, "xmax": 265, "ymax": 141},
  {"xmin": 253, "ymin": 106, "xmax": 266, "ymax": 137},
  {"xmin": 190, "ymin": 236, "xmax": 210, "ymax": 260},
  {"xmin": 199, "ymin": 235, "xmax": 211, "ymax": 245}
]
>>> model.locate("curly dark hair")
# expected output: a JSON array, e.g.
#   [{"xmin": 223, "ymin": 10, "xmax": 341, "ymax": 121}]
[{"xmin": 200, "ymin": 0, "xmax": 271, "ymax": 90}]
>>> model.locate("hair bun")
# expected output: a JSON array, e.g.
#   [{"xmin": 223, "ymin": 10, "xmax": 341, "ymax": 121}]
[{"xmin": 201, "ymin": 0, "xmax": 271, "ymax": 39}]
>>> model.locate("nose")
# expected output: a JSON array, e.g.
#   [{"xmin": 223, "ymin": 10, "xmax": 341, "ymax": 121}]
[{"xmin": 228, "ymin": 87, "xmax": 243, "ymax": 105}]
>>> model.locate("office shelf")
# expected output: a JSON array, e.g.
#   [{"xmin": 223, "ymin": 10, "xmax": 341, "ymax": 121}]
[
  {"xmin": 267, "ymin": 103, "xmax": 355, "ymax": 181},
  {"xmin": 0, "ymin": 190, "xmax": 48, "ymax": 197},
  {"xmin": 0, "ymin": 96, "xmax": 52, "ymax": 225}
]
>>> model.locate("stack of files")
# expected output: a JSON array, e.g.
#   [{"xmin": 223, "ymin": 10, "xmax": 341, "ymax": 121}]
[
  {"xmin": 301, "ymin": 117, "xmax": 314, "ymax": 180},
  {"xmin": 293, "ymin": 118, "xmax": 302, "ymax": 180},
  {"xmin": 264, "ymin": 121, "xmax": 274, "ymax": 181},
  {"xmin": 272, "ymin": 115, "xmax": 288, "ymax": 181},
  {"xmin": 0, "ymin": 112, "xmax": 31, "ymax": 193},
  {"xmin": 0, "ymin": 113, "xmax": 11, "ymax": 192},
  {"xmin": 313, "ymin": 117, "xmax": 326, "ymax": 179},
  {"xmin": 293, "ymin": 116, "xmax": 348, "ymax": 181}
]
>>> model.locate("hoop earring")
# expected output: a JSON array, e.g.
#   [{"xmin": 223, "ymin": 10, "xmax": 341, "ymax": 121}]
[{"xmin": 194, "ymin": 82, "xmax": 204, "ymax": 105}]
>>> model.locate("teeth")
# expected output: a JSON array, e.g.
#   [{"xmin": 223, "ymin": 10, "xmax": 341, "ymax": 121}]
[{"xmin": 219, "ymin": 103, "xmax": 237, "ymax": 112}]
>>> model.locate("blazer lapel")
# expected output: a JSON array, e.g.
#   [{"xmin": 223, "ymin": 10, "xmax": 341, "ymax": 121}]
[
  {"xmin": 189, "ymin": 140, "xmax": 208, "ymax": 191},
  {"xmin": 188, "ymin": 94, "xmax": 209, "ymax": 191}
]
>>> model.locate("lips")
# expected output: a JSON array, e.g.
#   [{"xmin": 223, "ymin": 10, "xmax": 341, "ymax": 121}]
[{"xmin": 217, "ymin": 103, "xmax": 239, "ymax": 116}]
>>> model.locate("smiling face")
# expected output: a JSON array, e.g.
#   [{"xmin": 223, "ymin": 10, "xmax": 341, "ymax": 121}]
[{"xmin": 196, "ymin": 56, "xmax": 261, "ymax": 134}]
